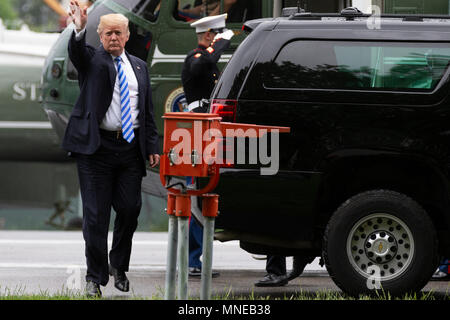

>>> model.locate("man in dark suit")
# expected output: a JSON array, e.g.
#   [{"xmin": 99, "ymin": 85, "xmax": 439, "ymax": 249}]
[{"xmin": 65, "ymin": 1, "xmax": 159, "ymax": 297}]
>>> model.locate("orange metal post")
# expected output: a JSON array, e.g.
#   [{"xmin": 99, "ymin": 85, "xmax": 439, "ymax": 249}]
[
  {"xmin": 202, "ymin": 194, "xmax": 219, "ymax": 218},
  {"xmin": 160, "ymin": 111, "xmax": 291, "ymax": 300},
  {"xmin": 166, "ymin": 193, "xmax": 176, "ymax": 216},
  {"xmin": 175, "ymin": 194, "xmax": 191, "ymax": 217}
]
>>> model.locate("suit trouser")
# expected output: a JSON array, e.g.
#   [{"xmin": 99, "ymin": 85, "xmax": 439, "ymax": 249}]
[
  {"xmin": 266, "ymin": 255, "xmax": 315, "ymax": 276},
  {"xmin": 75, "ymin": 130, "xmax": 144, "ymax": 286},
  {"xmin": 266, "ymin": 255, "xmax": 287, "ymax": 276}
]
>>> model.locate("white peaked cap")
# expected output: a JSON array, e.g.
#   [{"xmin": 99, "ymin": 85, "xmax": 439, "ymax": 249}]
[{"xmin": 190, "ymin": 13, "xmax": 228, "ymax": 33}]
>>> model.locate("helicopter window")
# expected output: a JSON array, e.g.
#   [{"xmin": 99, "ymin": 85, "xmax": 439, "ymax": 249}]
[
  {"xmin": 174, "ymin": 0, "xmax": 212, "ymax": 21},
  {"xmin": 132, "ymin": 0, "xmax": 161, "ymax": 22},
  {"xmin": 113, "ymin": 0, "xmax": 142, "ymax": 10},
  {"xmin": 281, "ymin": 0, "xmax": 340, "ymax": 12},
  {"xmin": 173, "ymin": 0, "xmax": 261, "ymax": 23},
  {"xmin": 226, "ymin": 0, "xmax": 262, "ymax": 23},
  {"xmin": 125, "ymin": 23, "xmax": 152, "ymax": 61}
]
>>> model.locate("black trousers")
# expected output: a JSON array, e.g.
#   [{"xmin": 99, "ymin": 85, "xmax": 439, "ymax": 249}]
[
  {"xmin": 266, "ymin": 255, "xmax": 287, "ymax": 276},
  {"xmin": 76, "ymin": 130, "xmax": 144, "ymax": 286},
  {"xmin": 266, "ymin": 255, "xmax": 315, "ymax": 276}
]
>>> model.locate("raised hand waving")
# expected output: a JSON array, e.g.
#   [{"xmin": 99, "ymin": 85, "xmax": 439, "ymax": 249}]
[{"xmin": 68, "ymin": 1, "xmax": 88, "ymax": 32}]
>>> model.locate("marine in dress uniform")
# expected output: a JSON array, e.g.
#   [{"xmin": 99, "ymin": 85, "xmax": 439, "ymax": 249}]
[
  {"xmin": 182, "ymin": 13, "xmax": 234, "ymax": 113},
  {"xmin": 181, "ymin": 14, "xmax": 234, "ymax": 277}
]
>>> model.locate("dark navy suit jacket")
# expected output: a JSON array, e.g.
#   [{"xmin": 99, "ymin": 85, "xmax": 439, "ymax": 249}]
[{"xmin": 62, "ymin": 30, "xmax": 159, "ymax": 174}]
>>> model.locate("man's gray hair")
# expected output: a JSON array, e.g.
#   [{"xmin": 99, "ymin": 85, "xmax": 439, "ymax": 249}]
[{"xmin": 97, "ymin": 13, "xmax": 130, "ymax": 35}]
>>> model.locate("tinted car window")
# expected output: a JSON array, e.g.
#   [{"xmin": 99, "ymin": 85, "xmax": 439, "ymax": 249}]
[{"xmin": 266, "ymin": 40, "xmax": 450, "ymax": 91}]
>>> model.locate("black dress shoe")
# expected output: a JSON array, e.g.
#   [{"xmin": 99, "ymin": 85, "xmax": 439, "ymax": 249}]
[
  {"xmin": 85, "ymin": 280, "xmax": 102, "ymax": 298},
  {"xmin": 109, "ymin": 264, "xmax": 130, "ymax": 292},
  {"xmin": 188, "ymin": 267, "xmax": 220, "ymax": 278},
  {"xmin": 255, "ymin": 273, "xmax": 288, "ymax": 287}
]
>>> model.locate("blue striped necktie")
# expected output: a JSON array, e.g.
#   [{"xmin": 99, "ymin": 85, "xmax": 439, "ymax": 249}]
[{"xmin": 114, "ymin": 56, "xmax": 134, "ymax": 143}]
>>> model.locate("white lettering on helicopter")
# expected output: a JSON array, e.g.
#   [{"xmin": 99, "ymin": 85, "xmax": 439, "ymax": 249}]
[{"xmin": 12, "ymin": 82, "xmax": 40, "ymax": 101}]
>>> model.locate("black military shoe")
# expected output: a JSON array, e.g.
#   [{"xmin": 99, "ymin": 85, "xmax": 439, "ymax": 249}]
[
  {"xmin": 254, "ymin": 273, "xmax": 288, "ymax": 287},
  {"xmin": 85, "ymin": 280, "xmax": 102, "ymax": 298},
  {"xmin": 109, "ymin": 264, "xmax": 130, "ymax": 292},
  {"xmin": 431, "ymin": 270, "xmax": 450, "ymax": 281},
  {"xmin": 188, "ymin": 267, "xmax": 202, "ymax": 277}
]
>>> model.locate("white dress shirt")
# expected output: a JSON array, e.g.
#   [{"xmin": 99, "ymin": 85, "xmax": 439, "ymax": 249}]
[{"xmin": 75, "ymin": 28, "xmax": 140, "ymax": 131}]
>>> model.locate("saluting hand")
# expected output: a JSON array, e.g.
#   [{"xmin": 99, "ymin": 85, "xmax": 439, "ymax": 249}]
[
  {"xmin": 214, "ymin": 29, "xmax": 234, "ymax": 41},
  {"xmin": 68, "ymin": 1, "xmax": 88, "ymax": 32}
]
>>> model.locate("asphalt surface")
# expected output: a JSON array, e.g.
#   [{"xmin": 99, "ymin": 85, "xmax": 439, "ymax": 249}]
[{"xmin": 0, "ymin": 231, "xmax": 448, "ymax": 299}]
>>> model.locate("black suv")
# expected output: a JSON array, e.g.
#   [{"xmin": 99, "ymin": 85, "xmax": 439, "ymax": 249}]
[{"xmin": 203, "ymin": 8, "xmax": 450, "ymax": 296}]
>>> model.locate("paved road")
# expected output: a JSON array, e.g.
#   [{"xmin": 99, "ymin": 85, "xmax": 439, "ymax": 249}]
[{"xmin": 0, "ymin": 231, "xmax": 447, "ymax": 299}]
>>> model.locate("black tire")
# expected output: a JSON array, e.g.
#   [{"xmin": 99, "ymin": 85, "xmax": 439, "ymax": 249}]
[{"xmin": 323, "ymin": 190, "xmax": 438, "ymax": 297}]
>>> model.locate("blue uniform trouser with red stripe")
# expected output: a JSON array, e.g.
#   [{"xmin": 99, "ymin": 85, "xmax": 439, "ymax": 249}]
[{"xmin": 439, "ymin": 258, "xmax": 449, "ymax": 274}]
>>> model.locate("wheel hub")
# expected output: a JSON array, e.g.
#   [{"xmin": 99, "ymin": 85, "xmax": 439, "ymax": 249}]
[
  {"xmin": 365, "ymin": 231, "xmax": 397, "ymax": 264},
  {"xmin": 347, "ymin": 213, "xmax": 414, "ymax": 281}
]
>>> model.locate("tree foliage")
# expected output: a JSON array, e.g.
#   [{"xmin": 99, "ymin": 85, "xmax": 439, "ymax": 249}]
[
  {"xmin": 12, "ymin": 0, "xmax": 60, "ymax": 31},
  {"xmin": 0, "ymin": 0, "xmax": 17, "ymax": 21}
]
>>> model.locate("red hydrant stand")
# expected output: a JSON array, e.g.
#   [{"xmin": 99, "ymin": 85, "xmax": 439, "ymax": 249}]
[{"xmin": 160, "ymin": 112, "xmax": 290, "ymax": 300}]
